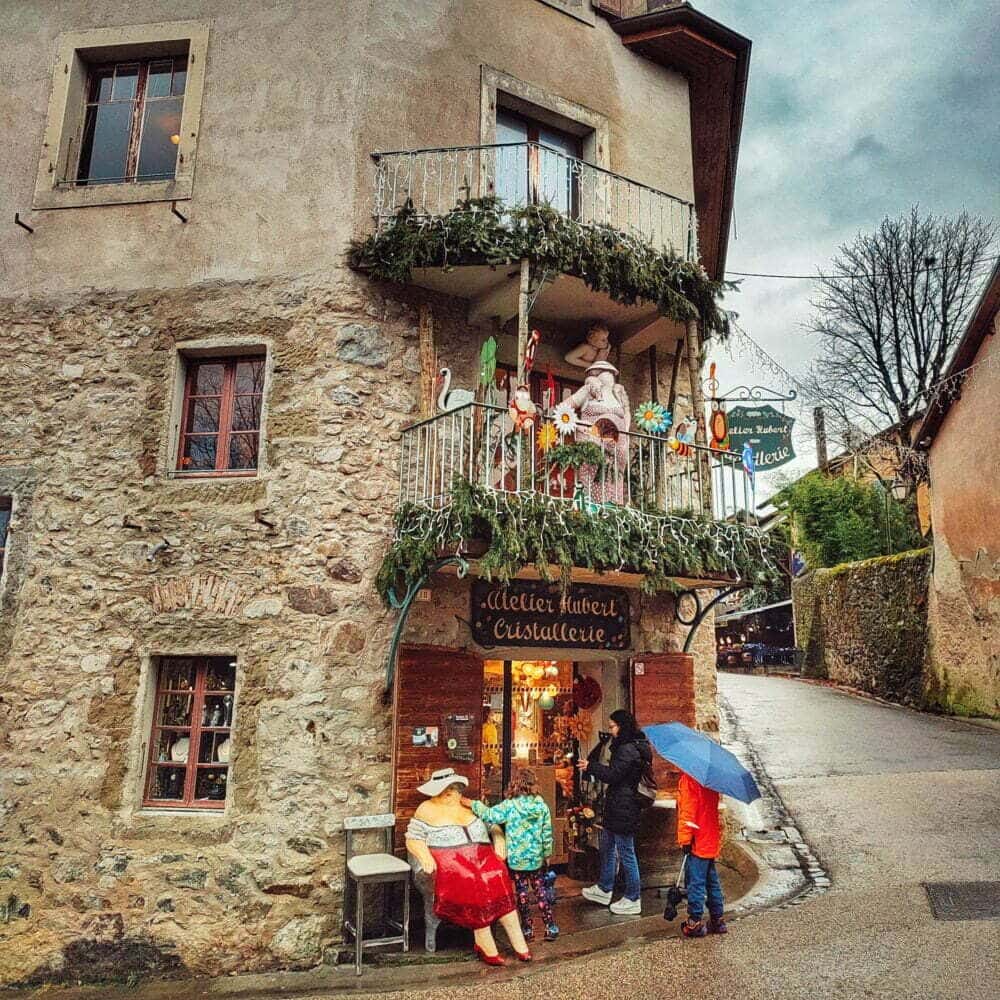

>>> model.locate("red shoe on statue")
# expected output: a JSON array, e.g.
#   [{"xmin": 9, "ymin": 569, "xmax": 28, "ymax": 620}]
[{"xmin": 474, "ymin": 945, "xmax": 505, "ymax": 966}]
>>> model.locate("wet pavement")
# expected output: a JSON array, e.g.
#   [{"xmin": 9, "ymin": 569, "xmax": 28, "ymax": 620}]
[{"xmin": 13, "ymin": 675, "xmax": 1000, "ymax": 999}]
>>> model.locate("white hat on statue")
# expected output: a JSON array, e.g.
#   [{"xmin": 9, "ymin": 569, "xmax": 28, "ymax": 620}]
[
  {"xmin": 585, "ymin": 360, "xmax": 619, "ymax": 377},
  {"xmin": 416, "ymin": 767, "xmax": 470, "ymax": 797}
]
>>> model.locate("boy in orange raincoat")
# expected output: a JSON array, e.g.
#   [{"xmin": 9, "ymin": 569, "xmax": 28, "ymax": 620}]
[{"xmin": 676, "ymin": 771, "xmax": 726, "ymax": 937}]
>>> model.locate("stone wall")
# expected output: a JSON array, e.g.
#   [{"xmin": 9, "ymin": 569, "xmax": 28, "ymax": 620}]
[{"xmin": 792, "ymin": 549, "xmax": 931, "ymax": 705}]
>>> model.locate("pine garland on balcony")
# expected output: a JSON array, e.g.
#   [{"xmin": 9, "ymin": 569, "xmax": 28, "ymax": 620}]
[
  {"xmin": 376, "ymin": 478, "xmax": 784, "ymax": 602},
  {"xmin": 349, "ymin": 198, "xmax": 734, "ymax": 340}
]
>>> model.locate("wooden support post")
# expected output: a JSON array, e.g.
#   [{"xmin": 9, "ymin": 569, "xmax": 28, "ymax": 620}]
[
  {"xmin": 666, "ymin": 335, "xmax": 684, "ymax": 414},
  {"xmin": 419, "ymin": 303, "xmax": 436, "ymax": 418},
  {"xmin": 647, "ymin": 345, "xmax": 659, "ymax": 403},
  {"xmin": 685, "ymin": 318, "xmax": 712, "ymax": 515},
  {"xmin": 516, "ymin": 258, "xmax": 531, "ymax": 385}
]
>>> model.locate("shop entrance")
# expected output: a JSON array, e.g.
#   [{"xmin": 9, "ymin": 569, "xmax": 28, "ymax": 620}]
[{"xmin": 480, "ymin": 658, "xmax": 631, "ymax": 866}]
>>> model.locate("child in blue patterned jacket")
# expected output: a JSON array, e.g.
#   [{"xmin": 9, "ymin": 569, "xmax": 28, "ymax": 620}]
[{"xmin": 462, "ymin": 768, "xmax": 558, "ymax": 941}]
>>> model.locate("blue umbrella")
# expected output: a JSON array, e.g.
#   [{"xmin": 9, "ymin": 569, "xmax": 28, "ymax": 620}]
[{"xmin": 644, "ymin": 722, "xmax": 761, "ymax": 803}]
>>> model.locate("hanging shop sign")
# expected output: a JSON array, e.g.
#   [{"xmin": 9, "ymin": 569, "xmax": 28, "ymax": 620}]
[
  {"xmin": 726, "ymin": 405, "xmax": 796, "ymax": 471},
  {"xmin": 471, "ymin": 579, "xmax": 630, "ymax": 650}
]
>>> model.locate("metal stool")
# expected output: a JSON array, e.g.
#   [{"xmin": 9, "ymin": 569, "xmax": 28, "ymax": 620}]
[{"xmin": 342, "ymin": 813, "xmax": 410, "ymax": 976}]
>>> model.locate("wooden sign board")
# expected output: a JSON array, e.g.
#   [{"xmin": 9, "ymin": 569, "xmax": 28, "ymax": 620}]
[{"xmin": 471, "ymin": 579, "xmax": 630, "ymax": 650}]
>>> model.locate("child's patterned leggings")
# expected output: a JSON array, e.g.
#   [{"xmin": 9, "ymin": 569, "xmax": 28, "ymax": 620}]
[{"xmin": 512, "ymin": 869, "xmax": 554, "ymax": 934}]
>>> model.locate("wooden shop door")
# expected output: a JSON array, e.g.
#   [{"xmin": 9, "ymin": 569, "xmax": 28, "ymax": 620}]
[
  {"xmin": 631, "ymin": 653, "xmax": 696, "ymax": 796},
  {"xmin": 392, "ymin": 644, "xmax": 484, "ymax": 849}
]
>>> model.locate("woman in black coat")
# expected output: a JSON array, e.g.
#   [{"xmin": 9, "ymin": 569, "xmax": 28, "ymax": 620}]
[{"xmin": 577, "ymin": 709, "xmax": 653, "ymax": 915}]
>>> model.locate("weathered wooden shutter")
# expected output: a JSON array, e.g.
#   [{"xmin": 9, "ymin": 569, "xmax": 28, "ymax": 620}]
[
  {"xmin": 631, "ymin": 653, "xmax": 696, "ymax": 794},
  {"xmin": 393, "ymin": 645, "xmax": 483, "ymax": 847}
]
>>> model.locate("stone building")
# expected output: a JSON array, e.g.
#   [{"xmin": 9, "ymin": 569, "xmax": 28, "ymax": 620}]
[
  {"xmin": 917, "ymin": 262, "xmax": 1000, "ymax": 718},
  {"xmin": 0, "ymin": 0, "xmax": 761, "ymax": 984}
]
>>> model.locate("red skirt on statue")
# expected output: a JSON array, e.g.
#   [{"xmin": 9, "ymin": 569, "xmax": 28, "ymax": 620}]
[{"xmin": 431, "ymin": 844, "xmax": 517, "ymax": 929}]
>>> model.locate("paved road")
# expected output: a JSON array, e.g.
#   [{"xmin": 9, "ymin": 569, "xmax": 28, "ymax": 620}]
[{"xmin": 50, "ymin": 676, "xmax": 998, "ymax": 1000}]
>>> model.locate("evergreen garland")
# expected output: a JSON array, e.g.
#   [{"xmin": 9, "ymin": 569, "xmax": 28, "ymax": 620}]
[
  {"xmin": 544, "ymin": 440, "xmax": 606, "ymax": 472},
  {"xmin": 349, "ymin": 198, "xmax": 735, "ymax": 340},
  {"xmin": 376, "ymin": 478, "xmax": 784, "ymax": 602}
]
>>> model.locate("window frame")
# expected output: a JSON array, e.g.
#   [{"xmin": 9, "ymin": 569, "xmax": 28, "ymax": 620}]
[
  {"xmin": 0, "ymin": 498, "xmax": 11, "ymax": 578},
  {"xmin": 76, "ymin": 56, "xmax": 188, "ymax": 187},
  {"xmin": 175, "ymin": 355, "xmax": 265, "ymax": 478},
  {"xmin": 142, "ymin": 656, "xmax": 236, "ymax": 811},
  {"xmin": 33, "ymin": 21, "xmax": 209, "ymax": 211}
]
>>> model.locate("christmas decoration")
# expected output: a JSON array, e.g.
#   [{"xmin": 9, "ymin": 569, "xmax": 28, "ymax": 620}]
[
  {"xmin": 478, "ymin": 336, "xmax": 497, "ymax": 388},
  {"xmin": 508, "ymin": 384, "xmax": 538, "ymax": 434},
  {"xmin": 376, "ymin": 478, "xmax": 784, "ymax": 599},
  {"xmin": 525, "ymin": 328, "xmax": 542, "ymax": 374},
  {"xmin": 634, "ymin": 400, "xmax": 672, "ymax": 434},
  {"xmin": 349, "ymin": 197, "xmax": 734, "ymax": 340},
  {"xmin": 573, "ymin": 675, "xmax": 603, "ymax": 710}
]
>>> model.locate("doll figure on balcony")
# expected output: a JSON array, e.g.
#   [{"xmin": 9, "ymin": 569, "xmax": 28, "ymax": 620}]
[
  {"xmin": 508, "ymin": 384, "xmax": 538, "ymax": 434},
  {"xmin": 567, "ymin": 361, "xmax": 631, "ymax": 504},
  {"xmin": 564, "ymin": 323, "xmax": 612, "ymax": 369}
]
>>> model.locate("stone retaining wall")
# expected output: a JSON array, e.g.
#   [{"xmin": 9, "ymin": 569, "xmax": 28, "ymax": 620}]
[{"xmin": 792, "ymin": 549, "xmax": 931, "ymax": 705}]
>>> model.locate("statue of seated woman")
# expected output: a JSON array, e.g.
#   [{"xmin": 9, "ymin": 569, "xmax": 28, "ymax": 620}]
[{"xmin": 405, "ymin": 768, "xmax": 530, "ymax": 965}]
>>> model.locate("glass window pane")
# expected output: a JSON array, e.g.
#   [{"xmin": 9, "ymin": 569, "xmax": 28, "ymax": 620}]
[
  {"xmin": 181, "ymin": 435, "xmax": 218, "ymax": 471},
  {"xmin": 137, "ymin": 96, "xmax": 182, "ymax": 181},
  {"xmin": 0, "ymin": 508, "xmax": 10, "ymax": 539},
  {"xmin": 192, "ymin": 363, "xmax": 225, "ymax": 395},
  {"xmin": 205, "ymin": 660, "xmax": 236, "ymax": 692},
  {"xmin": 200, "ymin": 695, "xmax": 231, "ymax": 728},
  {"xmin": 161, "ymin": 659, "xmax": 196, "ymax": 690},
  {"xmin": 231, "ymin": 395, "xmax": 261, "ymax": 432},
  {"xmin": 111, "ymin": 64, "xmax": 139, "ymax": 101},
  {"xmin": 234, "ymin": 359, "xmax": 264, "ymax": 395},
  {"xmin": 195, "ymin": 767, "xmax": 228, "ymax": 801},
  {"xmin": 78, "ymin": 103, "xmax": 131, "ymax": 184},
  {"xmin": 154, "ymin": 728, "xmax": 191, "ymax": 762},
  {"xmin": 186, "ymin": 398, "xmax": 221, "ymax": 434},
  {"xmin": 146, "ymin": 61, "xmax": 173, "ymax": 98},
  {"xmin": 158, "ymin": 693, "xmax": 193, "ymax": 727},
  {"xmin": 227, "ymin": 434, "xmax": 259, "ymax": 471},
  {"xmin": 150, "ymin": 766, "xmax": 186, "ymax": 800},
  {"xmin": 89, "ymin": 67, "xmax": 114, "ymax": 104},
  {"xmin": 171, "ymin": 65, "xmax": 187, "ymax": 97}
]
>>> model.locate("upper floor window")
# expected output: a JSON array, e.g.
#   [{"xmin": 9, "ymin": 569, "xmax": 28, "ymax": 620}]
[
  {"xmin": 0, "ymin": 499, "xmax": 11, "ymax": 575},
  {"xmin": 144, "ymin": 656, "xmax": 236, "ymax": 810},
  {"xmin": 496, "ymin": 109, "xmax": 582, "ymax": 217},
  {"xmin": 78, "ymin": 57, "xmax": 187, "ymax": 186},
  {"xmin": 177, "ymin": 357, "xmax": 264, "ymax": 476}
]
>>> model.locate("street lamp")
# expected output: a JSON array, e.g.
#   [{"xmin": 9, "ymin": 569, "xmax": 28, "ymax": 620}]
[{"xmin": 891, "ymin": 479, "xmax": 908, "ymax": 502}]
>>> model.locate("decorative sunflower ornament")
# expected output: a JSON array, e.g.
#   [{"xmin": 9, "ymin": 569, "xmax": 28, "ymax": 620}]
[
  {"xmin": 537, "ymin": 421, "xmax": 559, "ymax": 452},
  {"xmin": 634, "ymin": 400, "xmax": 672, "ymax": 434},
  {"xmin": 551, "ymin": 400, "xmax": 580, "ymax": 437}
]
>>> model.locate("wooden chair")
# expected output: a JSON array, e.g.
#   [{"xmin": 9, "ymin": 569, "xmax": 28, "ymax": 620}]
[{"xmin": 342, "ymin": 813, "xmax": 410, "ymax": 975}]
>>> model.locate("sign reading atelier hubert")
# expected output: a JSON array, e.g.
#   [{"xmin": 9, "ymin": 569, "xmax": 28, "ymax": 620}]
[
  {"xmin": 726, "ymin": 404, "xmax": 796, "ymax": 470},
  {"xmin": 471, "ymin": 579, "xmax": 630, "ymax": 650}
]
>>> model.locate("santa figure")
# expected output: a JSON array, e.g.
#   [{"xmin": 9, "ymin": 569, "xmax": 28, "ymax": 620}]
[{"xmin": 508, "ymin": 384, "xmax": 537, "ymax": 434}]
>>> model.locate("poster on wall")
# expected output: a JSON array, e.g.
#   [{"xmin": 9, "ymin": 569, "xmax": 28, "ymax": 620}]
[
  {"xmin": 411, "ymin": 726, "xmax": 439, "ymax": 747},
  {"xmin": 471, "ymin": 579, "xmax": 630, "ymax": 650},
  {"xmin": 726, "ymin": 405, "xmax": 796, "ymax": 471}
]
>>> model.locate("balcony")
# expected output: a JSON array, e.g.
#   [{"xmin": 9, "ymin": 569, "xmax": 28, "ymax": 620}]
[
  {"xmin": 360, "ymin": 144, "xmax": 710, "ymax": 352},
  {"xmin": 388, "ymin": 402, "xmax": 766, "ymax": 593}
]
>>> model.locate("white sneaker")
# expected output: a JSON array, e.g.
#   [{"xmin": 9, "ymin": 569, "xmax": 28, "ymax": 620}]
[
  {"xmin": 580, "ymin": 885, "xmax": 612, "ymax": 905},
  {"xmin": 609, "ymin": 896, "xmax": 642, "ymax": 916}
]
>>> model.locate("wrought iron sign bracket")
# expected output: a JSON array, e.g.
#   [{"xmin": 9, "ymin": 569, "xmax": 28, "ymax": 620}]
[
  {"xmin": 675, "ymin": 585, "xmax": 741, "ymax": 653},
  {"xmin": 711, "ymin": 385, "xmax": 798, "ymax": 405},
  {"xmin": 382, "ymin": 555, "xmax": 470, "ymax": 703}
]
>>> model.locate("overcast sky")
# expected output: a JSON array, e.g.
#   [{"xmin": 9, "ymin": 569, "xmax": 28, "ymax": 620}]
[{"xmin": 693, "ymin": 0, "xmax": 1000, "ymax": 498}]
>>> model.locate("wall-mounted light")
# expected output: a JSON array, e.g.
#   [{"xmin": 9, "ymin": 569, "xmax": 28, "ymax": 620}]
[{"xmin": 169, "ymin": 133, "xmax": 181, "ymax": 145}]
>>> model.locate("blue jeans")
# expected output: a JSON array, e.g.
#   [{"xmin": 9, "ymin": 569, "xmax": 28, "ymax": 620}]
[
  {"xmin": 598, "ymin": 829, "xmax": 641, "ymax": 901},
  {"xmin": 685, "ymin": 854, "xmax": 724, "ymax": 921}
]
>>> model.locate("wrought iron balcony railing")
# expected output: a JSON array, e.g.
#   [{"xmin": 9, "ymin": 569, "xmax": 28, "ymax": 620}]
[
  {"xmin": 398, "ymin": 403, "xmax": 753, "ymax": 523},
  {"xmin": 373, "ymin": 143, "xmax": 698, "ymax": 260}
]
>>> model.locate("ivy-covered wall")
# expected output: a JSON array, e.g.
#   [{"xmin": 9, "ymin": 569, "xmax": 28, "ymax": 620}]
[{"xmin": 792, "ymin": 549, "xmax": 931, "ymax": 705}]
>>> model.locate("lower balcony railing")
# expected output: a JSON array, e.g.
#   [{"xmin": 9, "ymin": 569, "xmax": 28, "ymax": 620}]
[{"xmin": 398, "ymin": 403, "xmax": 754, "ymax": 523}]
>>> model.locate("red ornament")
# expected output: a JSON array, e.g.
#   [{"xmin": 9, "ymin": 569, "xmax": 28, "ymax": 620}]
[{"xmin": 573, "ymin": 675, "xmax": 603, "ymax": 710}]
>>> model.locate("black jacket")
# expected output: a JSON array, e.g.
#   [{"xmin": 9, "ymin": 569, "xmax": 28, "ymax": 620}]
[{"xmin": 586, "ymin": 733, "xmax": 654, "ymax": 836}]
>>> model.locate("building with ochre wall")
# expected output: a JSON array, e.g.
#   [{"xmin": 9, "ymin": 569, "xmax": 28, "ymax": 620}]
[{"xmin": 0, "ymin": 1, "xmax": 758, "ymax": 983}]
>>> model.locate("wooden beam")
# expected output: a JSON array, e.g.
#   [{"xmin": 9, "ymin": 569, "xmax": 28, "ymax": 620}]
[
  {"xmin": 419, "ymin": 303, "xmax": 436, "ymax": 418},
  {"xmin": 666, "ymin": 335, "xmax": 684, "ymax": 414},
  {"xmin": 648, "ymin": 345, "xmax": 658, "ymax": 403},
  {"xmin": 516, "ymin": 258, "xmax": 531, "ymax": 384}
]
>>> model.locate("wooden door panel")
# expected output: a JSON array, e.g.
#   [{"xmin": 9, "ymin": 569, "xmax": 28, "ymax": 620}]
[
  {"xmin": 393, "ymin": 644, "xmax": 483, "ymax": 848},
  {"xmin": 631, "ymin": 653, "xmax": 696, "ymax": 795}
]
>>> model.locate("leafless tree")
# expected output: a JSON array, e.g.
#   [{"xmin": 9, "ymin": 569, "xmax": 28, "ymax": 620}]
[{"xmin": 805, "ymin": 208, "xmax": 996, "ymax": 446}]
